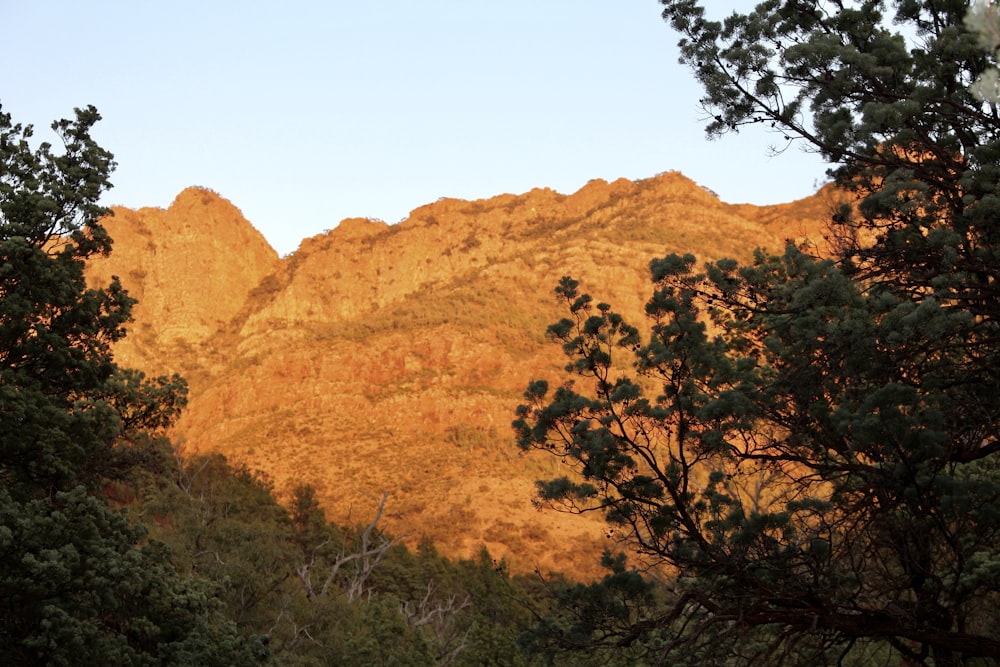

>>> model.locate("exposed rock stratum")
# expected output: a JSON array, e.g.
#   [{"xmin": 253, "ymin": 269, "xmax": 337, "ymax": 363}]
[{"xmin": 88, "ymin": 173, "xmax": 839, "ymax": 577}]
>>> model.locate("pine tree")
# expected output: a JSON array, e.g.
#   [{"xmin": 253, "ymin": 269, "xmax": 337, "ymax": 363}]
[{"xmin": 515, "ymin": 3, "xmax": 1000, "ymax": 663}]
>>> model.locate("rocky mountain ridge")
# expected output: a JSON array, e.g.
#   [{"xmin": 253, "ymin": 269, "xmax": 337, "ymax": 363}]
[{"xmin": 87, "ymin": 171, "xmax": 838, "ymax": 576}]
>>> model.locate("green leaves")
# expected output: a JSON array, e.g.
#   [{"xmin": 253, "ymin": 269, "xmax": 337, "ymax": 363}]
[
  {"xmin": 0, "ymin": 107, "xmax": 138, "ymax": 497},
  {"xmin": 0, "ymin": 486, "xmax": 266, "ymax": 665},
  {"xmin": 518, "ymin": 240, "xmax": 1000, "ymax": 660},
  {"xmin": 0, "ymin": 105, "xmax": 264, "ymax": 664},
  {"xmin": 663, "ymin": 0, "xmax": 1000, "ymax": 331},
  {"xmin": 0, "ymin": 105, "xmax": 115, "ymax": 249}
]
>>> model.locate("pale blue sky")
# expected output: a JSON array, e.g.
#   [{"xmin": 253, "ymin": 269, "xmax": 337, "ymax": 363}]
[{"xmin": 3, "ymin": 1, "xmax": 828, "ymax": 256}]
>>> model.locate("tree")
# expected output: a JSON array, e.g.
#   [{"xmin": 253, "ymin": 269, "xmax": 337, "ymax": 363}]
[
  {"xmin": 515, "ymin": 2, "xmax": 1000, "ymax": 664},
  {"xmin": 966, "ymin": 0, "xmax": 1000, "ymax": 102},
  {"xmin": 0, "ymin": 104, "xmax": 266, "ymax": 664},
  {"xmin": 664, "ymin": 0, "xmax": 1000, "ymax": 323}
]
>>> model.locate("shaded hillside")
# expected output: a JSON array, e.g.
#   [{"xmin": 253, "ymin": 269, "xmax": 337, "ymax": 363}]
[{"xmin": 88, "ymin": 172, "xmax": 837, "ymax": 577}]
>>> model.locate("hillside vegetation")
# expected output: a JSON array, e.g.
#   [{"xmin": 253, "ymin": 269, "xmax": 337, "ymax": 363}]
[{"xmin": 87, "ymin": 173, "xmax": 836, "ymax": 576}]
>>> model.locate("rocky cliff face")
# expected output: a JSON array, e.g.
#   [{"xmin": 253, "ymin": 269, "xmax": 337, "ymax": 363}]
[
  {"xmin": 88, "ymin": 173, "xmax": 838, "ymax": 577},
  {"xmin": 87, "ymin": 187, "xmax": 280, "ymax": 371}
]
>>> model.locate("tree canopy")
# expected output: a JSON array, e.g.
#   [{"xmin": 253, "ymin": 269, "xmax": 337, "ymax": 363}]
[
  {"xmin": 0, "ymin": 103, "xmax": 682, "ymax": 667},
  {"xmin": 0, "ymin": 104, "xmax": 265, "ymax": 664},
  {"xmin": 515, "ymin": 2, "xmax": 1000, "ymax": 664}
]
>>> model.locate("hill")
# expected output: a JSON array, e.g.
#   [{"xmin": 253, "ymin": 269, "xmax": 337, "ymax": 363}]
[{"xmin": 87, "ymin": 172, "xmax": 839, "ymax": 577}]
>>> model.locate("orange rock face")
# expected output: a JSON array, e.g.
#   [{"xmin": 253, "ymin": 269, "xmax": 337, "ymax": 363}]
[
  {"xmin": 87, "ymin": 174, "xmax": 837, "ymax": 578},
  {"xmin": 88, "ymin": 187, "xmax": 280, "ymax": 364}
]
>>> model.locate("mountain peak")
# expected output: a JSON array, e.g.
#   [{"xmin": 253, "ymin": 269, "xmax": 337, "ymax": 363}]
[
  {"xmin": 87, "ymin": 172, "xmax": 840, "ymax": 576},
  {"xmin": 171, "ymin": 184, "xmax": 235, "ymax": 207},
  {"xmin": 88, "ymin": 188, "xmax": 280, "ymax": 368},
  {"xmin": 330, "ymin": 216, "xmax": 390, "ymax": 240}
]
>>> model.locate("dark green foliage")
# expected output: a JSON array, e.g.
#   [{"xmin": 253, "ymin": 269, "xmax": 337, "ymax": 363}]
[
  {"xmin": 515, "ymin": 3, "xmax": 1000, "ymax": 664},
  {"xmin": 0, "ymin": 101, "xmax": 587, "ymax": 663},
  {"xmin": 0, "ymin": 104, "xmax": 187, "ymax": 498},
  {"xmin": 517, "ymin": 552, "xmax": 658, "ymax": 661},
  {"xmin": 519, "ymin": 245, "xmax": 1000, "ymax": 663},
  {"xmin": 132, "ymin": 453, "xmax": 566, "ymax": 666},
  {"xmin": 661, "ymin": 0, "xmax": 1000, "ymax": 327},
  {"xmin": 0, "ymin": 485, "xmax": 264, "ymax": 666},
  {"xmin": 143, "ymin": 454, "xmax": 295, "ymax": 629},
  {"xmin": 0, "ymin": 104, "xmax": 264, "ymax": 664}
]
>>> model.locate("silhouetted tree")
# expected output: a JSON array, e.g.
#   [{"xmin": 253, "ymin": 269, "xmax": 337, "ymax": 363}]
[
  {"xmin": 0, "ymin": 104, "xmax": 266, "ymax": 664},
  {"xmin": 515, "ymin": 3, "xmax": 1000, "ymax": 664}
]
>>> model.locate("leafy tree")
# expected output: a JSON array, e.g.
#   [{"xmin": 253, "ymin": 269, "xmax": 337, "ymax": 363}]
[
  {"xmin": 516, "ymin": 552, "xmax": 667, "ymax": 666},
  {"xmin": 515, "ymin": 2, "xmax": 1000, "ymax": 664},
  {"xmin": 0, "ymin": 104, "xmax": 265, "ymax": 664},
  {"xmin": 143, "ymin": 454, "xmax": 297, "ymax": 627}
]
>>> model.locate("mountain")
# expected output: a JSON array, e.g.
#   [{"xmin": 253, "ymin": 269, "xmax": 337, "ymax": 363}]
[{"xmin": 87, "ymin": 172, "xmax": 839, "ymax": 577}]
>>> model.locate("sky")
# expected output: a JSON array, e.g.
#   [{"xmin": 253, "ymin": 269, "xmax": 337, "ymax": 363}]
[{"xmin": 2, "ymin": 1, "xmax": 831, "ymax": 256}]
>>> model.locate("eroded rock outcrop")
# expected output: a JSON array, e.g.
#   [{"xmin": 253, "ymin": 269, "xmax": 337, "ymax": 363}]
[{"xmin": 87, "ymin": 173, "xmax": 835, "ymax": 577}]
